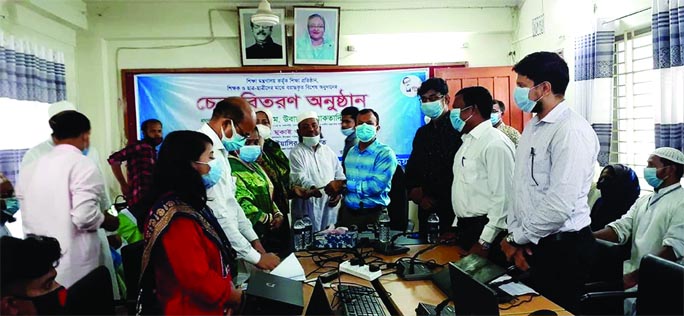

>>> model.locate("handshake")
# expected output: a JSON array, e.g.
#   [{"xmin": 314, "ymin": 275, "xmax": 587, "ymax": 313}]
[{"xmin": 292, "ymin": 180, "xmax": 346, "ymax": 207}]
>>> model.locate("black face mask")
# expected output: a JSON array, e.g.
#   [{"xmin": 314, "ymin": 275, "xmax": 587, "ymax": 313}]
[
  {"xmin": 18, "ymin": 286, "xmax": 66, "ymax": 315},
  {"xmin": 144, "ymin": 136, "xmax": 163, "ymax": 147}
]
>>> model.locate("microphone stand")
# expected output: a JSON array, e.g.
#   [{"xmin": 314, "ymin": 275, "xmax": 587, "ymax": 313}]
[{"xmin": 397, "ymin": 238, "xmax": 454, "ymax": 281}]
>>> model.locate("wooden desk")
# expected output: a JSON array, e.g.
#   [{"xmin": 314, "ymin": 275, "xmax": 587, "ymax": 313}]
[{"xmin": 298, "ymin": 245, "xmax": 569, "ymax": 316}]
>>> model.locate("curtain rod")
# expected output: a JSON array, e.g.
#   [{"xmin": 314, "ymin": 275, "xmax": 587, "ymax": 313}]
[{"xmin": 602, "ymin": 7, "xmax": 651, "ymax": 24}]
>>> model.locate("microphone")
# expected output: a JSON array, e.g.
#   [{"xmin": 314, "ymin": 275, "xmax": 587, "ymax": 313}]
[{"xmin": 397, "ymin": 238, "xmax": 454, "ymax": 280}]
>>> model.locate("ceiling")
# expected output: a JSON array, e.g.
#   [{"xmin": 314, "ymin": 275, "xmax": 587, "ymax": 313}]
[{"xmin": 82, "ymin": 0, "xmax": 523, "ymax": 9}]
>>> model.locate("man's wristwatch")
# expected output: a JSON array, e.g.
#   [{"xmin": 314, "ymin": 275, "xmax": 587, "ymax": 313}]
[
  {"xmin": 478, "ymin": 239, "xmax": 491, "ymax": 250},
  {"xmin": 505, "ymin": 233, "xmax": 521, "ymax": 247}
]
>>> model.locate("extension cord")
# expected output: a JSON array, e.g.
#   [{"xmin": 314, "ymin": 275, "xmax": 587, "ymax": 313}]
[{"xmin": 339, "ymin": 260, "xmax": 382, "ymax": 281}]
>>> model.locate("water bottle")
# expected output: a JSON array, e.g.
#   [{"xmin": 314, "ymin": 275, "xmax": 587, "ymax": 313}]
[
  {"xmin": 293, "ymin": 218, "xmax": 306, "ymax": 251},
  {"xmin": 302, "ymin": 215, "xmax": 313, "ymax": 247},
  {"xmin": 377, "ymin": 210, "xmax": 391, "ymax": 243},
  {"xmin": 427, "ymin": 212, "xmax": 440, "ymax": 244}
]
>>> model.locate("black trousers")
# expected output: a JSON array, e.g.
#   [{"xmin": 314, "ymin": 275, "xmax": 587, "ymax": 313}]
[
  {"xmin": 453, "ymin": 215, "xmax": 489, "ymax": 250},
  {"xmin": 525, "ymin": 226, "xmax": 597, "ymax": 314},
  {"xmin": 336, "ymin": 204, "xmax": 384, "ymax": 230}
]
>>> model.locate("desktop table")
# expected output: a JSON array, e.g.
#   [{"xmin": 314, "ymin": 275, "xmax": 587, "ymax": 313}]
[{"xmin": 298, "ymin": 244, "xmax": 569, "ymax": 315}]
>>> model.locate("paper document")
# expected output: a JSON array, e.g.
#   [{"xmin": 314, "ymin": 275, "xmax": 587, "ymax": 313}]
[
  {"xmin": 270, "ymin": 253, "xmax": 306, "ymax": 281},
  {"xmin": 489, "ymin": 275, "xmax": 539, "ymax": 296}
]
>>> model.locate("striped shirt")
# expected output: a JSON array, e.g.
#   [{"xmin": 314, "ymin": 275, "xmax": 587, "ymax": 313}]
[
  {"xmin": 343, "ymin": 140, "xmax": 398, "ymax": 209},
  {"xmin": 507, "ymin": 101, "xmax": 599, "ymax": 244}
]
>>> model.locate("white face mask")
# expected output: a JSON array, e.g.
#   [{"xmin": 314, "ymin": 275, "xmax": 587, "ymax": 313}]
[
  {"xmin": 256, "ymin": 124, "xmax": 272, "ymax": 140},
  {"xmin": 302, "ymin": 135, "xmax": 320, "ymax": 147}
]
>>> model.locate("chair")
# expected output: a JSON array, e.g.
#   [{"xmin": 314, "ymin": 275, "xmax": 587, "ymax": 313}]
[
  {"xmin": 65, "ymin": 266, "xmax": 115, "ymax": 315},
  {"xmin": 580, "ymin": 254, "xmax": 684, "ymax": 316},
  {"xmin": 121, "ymin": 240, "xmax": 145, "ymax": 314},
  {"xmin": 581, "ymin": 239, "xmax": 631, "ymax": 315},
  {"xmin": 387, "ymin": 165, "xmax": 408, "ymax": 232}
]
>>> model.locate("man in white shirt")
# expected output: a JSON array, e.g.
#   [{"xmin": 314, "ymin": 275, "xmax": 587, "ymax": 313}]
[
  {"xmin": 450, "ymin": 86, "xmax": 515, "ymax": 259},
  {"xmin": 16, "ymin": 110, "xmax": 120, "ymax": 288},
  {"xmin": 501, "ymin": 52, "xmax": 600, "ymax": 313},
  {"xmin": 594, "ymin": 147, "xmax": 684, "ymax": 289},
  {"xmin": 290, "ymin": 111, "xmax": 345, "ymax": 231},
  {"xmin": 198, "ymin": 97, "xmax": 280, "ymax": 270}
]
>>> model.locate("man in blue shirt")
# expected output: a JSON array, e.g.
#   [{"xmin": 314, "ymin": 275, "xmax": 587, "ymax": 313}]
[{"xmin": 325, "ymin": 109, "xmax": 398, "ymax": 229}]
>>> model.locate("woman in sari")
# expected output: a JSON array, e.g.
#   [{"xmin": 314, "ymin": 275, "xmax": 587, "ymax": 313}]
[
  {"xmin": 229, "ymin": 127, "xmax": 290, "ymax": 256},
  {"xmin": 138, "ymin": 131, "xmax": 242, "ymax": 315}
]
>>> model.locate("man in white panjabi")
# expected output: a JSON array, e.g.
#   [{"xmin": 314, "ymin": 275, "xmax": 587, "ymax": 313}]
[
  {"xmin": 289, "ymin": 111, "xmax": 345, "ymax": 231},
  {"xmin": 594, "ymin": 147, "xmax": 684, "ymax": 295}
]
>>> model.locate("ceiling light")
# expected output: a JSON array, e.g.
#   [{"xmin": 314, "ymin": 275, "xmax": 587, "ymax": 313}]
[{"xmin": 251, "ymin": 0, "xmax": 279, "ymax": 27}]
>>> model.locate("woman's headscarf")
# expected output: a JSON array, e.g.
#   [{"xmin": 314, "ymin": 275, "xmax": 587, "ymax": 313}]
[{"xmin": 591, "ymin": 164, "xmax": 641, "ymax": 230}]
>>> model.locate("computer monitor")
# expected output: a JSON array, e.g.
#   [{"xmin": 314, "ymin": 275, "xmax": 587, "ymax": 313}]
[
  {"xmin": 449, "ymin": 262, "xmax": 499, "ymax": 316},
  {"xmin": 305, "ymin": 278, "xmax": 334, "ymax": 316}
]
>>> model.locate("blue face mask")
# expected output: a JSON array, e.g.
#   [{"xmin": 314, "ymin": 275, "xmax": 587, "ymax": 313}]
[
  {"xmin": 356, "ymin": 123, "xmax": 377, "ymax": 143},
  {"xmin": 2, "ymin": 197, "xmax": 19, "ymax": 215},
  {"xmin": 449, "ymin": 107, "xmax": 472, "ymax": 132},
  {"xmin": 643, "ymin": 167, "xmax": 665, "ymax": 189},
  {"xmin": 198, "ymin": 159, "xmax": 223, "ymax": 189},
  {"xmin": 513, "ymin": 83, "xmax": 545, "ymax": 113},
  {"xmin": 239, "ymin": 145, "xmax": 262, "ymax": 163},
  {"xmin": 490, "ymin": 112, "xmax": 501, "ymax": 126},
  {"xmin": 82, "ymin": 147, "xmax": 89, "ymax": 156},
  {"xmin": 341, "ymin": 127, "xmax": 354, "ymax": 137},
  {"xmin": 222, "ymin": 120, "xmax": 246, "ymax": 152},
  {"xmin": 420, "ymin": 99, "xmax": 444, "ymax": 119}
]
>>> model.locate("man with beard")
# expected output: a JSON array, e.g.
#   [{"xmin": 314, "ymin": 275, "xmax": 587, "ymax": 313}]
[
  {"xmin": 246, "ymin": 22, "xmax": 283, "ymax": 59},
  {"xmin": 108, "ymin": 119, "xmax": 163, "ymax": 209}
]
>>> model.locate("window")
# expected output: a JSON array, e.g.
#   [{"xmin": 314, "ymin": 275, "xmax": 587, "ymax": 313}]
[
  {"xmin": 0, "ymin": 98, "xmax": 51, "ymax": 150},
  {"xmin": 611, "ymin": 29, "xmax": 654, "ymax": 193}
]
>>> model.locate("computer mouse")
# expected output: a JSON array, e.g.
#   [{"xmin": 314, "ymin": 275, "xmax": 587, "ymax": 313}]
[{"xmin": 529, "ymin": 309, "xmax": 558, "ymax": 316}]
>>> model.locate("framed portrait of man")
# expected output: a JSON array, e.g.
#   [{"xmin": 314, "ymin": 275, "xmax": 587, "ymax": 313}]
[
  {"xmin": 239, "ymin": 7, "xmax": 287, "ymax": 66},
  {"xmin": 293, "ymin": 7, "xmax": 340, "ymax": 65}
]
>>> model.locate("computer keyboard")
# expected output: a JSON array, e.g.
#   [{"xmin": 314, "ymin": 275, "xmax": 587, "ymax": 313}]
[{"xmin": 338, "ymin": 285, "xmax": 387, "ymax": 316}]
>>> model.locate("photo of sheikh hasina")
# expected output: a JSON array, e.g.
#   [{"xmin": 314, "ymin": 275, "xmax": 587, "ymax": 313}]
[{"xmin": 293, "ymin": 7, "xmax": 340, "ymax": 65}]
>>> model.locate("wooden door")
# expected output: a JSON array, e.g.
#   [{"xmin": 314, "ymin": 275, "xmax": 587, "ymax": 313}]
[{"xmin": 433, "ymin": 66, "xmax": 531, "ymax": 132}]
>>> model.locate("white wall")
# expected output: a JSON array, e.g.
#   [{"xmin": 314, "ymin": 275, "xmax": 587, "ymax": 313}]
[{"xmin": 512, "ymin": 0, "xmax": 652, "ymax": 105}]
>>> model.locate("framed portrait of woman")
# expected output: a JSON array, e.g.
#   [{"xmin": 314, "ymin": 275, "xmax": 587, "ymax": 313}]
[
  {"xmin": 238, "ymin": 7, "xmax": 287, "ymax": 66},
  {"xmin": 293, "ymin": 7, "xmax": 340, "ymax": 65}
]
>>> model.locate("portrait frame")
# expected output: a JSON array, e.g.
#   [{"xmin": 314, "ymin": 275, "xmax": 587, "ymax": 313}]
[
  {"xmin": 238, "ymin": 7, "xmax": 287, "ymax": 66},
  {"xmin": 293, "ymin": 6, "xmax": 340, "ymax": 65}
]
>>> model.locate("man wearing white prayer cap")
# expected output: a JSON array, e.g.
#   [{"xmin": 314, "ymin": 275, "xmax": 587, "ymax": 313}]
[
  {"xmin": 289, "ymin": 111, "xmax": 346, "ymax": 231},
  {"xmin": 594, "ymin": 147, "xmax": 684, "ymax": 294},
  {"xmin": 17, "ymin": 100, "xmax": 121, "ymax": 299}
]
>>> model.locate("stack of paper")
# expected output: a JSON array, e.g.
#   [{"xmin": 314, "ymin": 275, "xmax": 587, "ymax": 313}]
[
  {"xmin": 489, "ymin": 275, "xmax": 539, "ymax": 296},
  {"xmin": 270, "ymin": 253, "xmax": 306, "ymax": 281}
]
